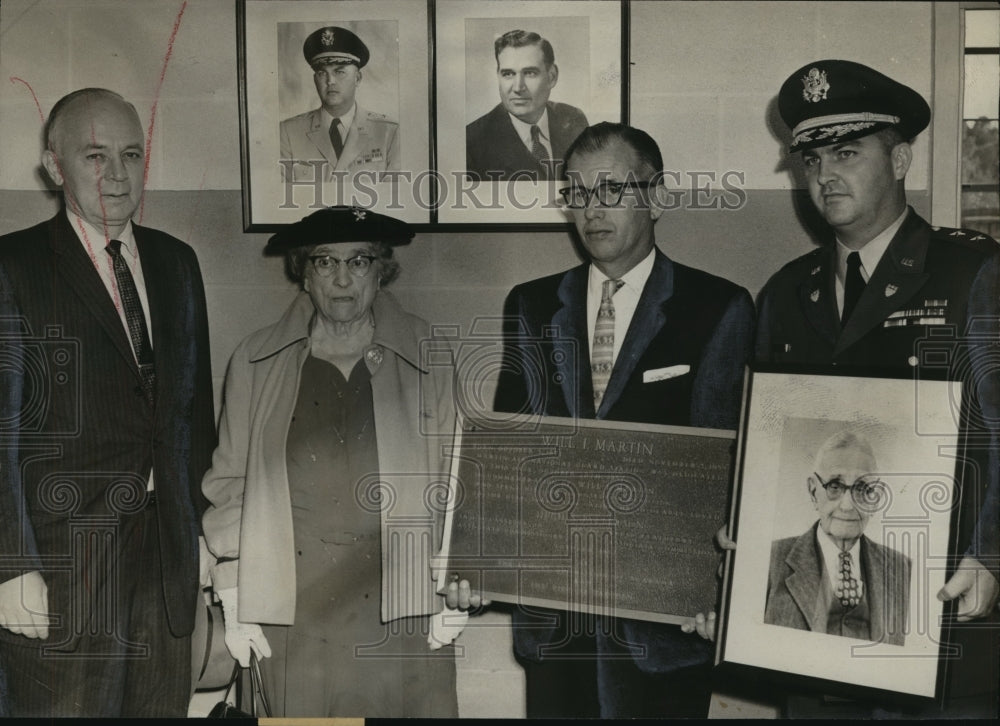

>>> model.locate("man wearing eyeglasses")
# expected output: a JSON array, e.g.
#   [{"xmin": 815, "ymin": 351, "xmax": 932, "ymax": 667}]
[
  {"xmin": 764, "ymin": 431, "xmax": 910, "ymax": 646},
  {"xmin": 493, "ymin": 122, "xmax": 755, "ymax": 718},
  {"xmin": 280, "ymin": 26, "xmax": 399, "ymax": 183}
]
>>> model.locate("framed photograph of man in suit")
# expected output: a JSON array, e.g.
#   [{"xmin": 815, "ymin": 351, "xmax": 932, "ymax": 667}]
[
  {"xmin": 238, "ymin": 0, "xmax": 432, "ymax": 229},
  {"xmin": 434, "ymin": 0, "xmax": 626, "ymax": 226},
  {"xmin": 718, "ymin": 371, "xmax": 963, "ymax": 701}
]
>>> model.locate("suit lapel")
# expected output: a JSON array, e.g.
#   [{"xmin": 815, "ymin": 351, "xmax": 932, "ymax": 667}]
[
  {"xmin": 797, "ymin": 248, "xmax": 839, "ymax": 348},
  {"xmin": 551, "ymin": 266, "xmax": 590, "ymax": 418},
  {"xmin": 861, "ymin": 536, "xmax": 886, "ymax": 643},
  {"xmin": 784, "ymin": 526, "xmax": 827, "ymax": 633},
  {"xmin": 491, "ymin": 105, "xmax": 541, "ymax": 175},
  {"xmin": 597, "ymin": 251, "xmax": 673, "ymax": 419},
  {"xmin": 336, "ymin": 109, "xmax": 364, "ymax": 171},
  {"xmin": 835, "ymin": 212, "xmax": 930, "ymax": 355},
  {"xmin": 136, "ymin": 228, "xmax": 172, "ymax": 407},
  {"xmin": 49, "ymin": 214, "xmax": 139, "ymax": 376},
  {"xmin": 304, "ymin": 109, "xmax": 338, "ymax": 173}
]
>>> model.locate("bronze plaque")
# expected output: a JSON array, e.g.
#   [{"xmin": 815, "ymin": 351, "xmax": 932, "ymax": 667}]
[{"xmin": 437, "ymin": 415, "xmax": 736, "ymax": 624}]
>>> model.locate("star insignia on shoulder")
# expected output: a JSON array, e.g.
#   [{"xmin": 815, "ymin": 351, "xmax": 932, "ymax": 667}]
[{"xmin": 949, "ymin": 230, "xmax": 965, "ymax": 237}]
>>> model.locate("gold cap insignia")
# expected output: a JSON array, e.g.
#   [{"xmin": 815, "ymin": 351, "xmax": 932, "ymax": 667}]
[
  {"xmin": 801, "ymin": 68, "xmax": 830, "ymax": 103},
  {"xmin": 321, "ymin": 28, "xmax": 336, "ymax": 46}
]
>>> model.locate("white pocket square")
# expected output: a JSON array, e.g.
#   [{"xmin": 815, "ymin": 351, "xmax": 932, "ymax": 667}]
[{"xmin": 643, "ymin": 364, "xmax": 690, "ymax": 383}]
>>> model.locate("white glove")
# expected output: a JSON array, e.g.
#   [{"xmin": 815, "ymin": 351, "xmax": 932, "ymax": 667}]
[
  {"xmin": 217, "ymin": 587, "xmax": 272, "ymax": 667},
  {"xmin": 428, "ymin": 608, "xmax": 468, "ymax": 650}
]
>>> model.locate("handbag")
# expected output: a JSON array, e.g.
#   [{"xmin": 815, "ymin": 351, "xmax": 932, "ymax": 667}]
[
  {"xmin": 208, "ymin": 654, "xmax": 271, "ymax": 718},
  {"xmin": 192, "ymin": 597, "xmax": 238, "ymax": 692}
]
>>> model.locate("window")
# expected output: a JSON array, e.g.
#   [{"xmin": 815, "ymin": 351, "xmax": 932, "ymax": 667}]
[{"xmin": 961, "ymin": 9, "xmax": 999, "ymax": 238}]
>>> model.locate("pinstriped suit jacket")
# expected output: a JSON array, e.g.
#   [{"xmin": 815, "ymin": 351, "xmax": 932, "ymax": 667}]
[{"xmin": 0, "ymin": 212, "xmax": 215, "ymax": 640}]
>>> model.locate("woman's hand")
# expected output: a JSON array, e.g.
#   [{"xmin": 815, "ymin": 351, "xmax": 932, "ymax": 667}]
[{"xmin": 217, "ymin": 587, "xmax": 272, "ymax": 667}]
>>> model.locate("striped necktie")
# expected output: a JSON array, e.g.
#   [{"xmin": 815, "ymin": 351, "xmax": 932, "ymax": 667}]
[
  {"xmin": 107, "ymin": 240, "xmax": 156, "ymax": 406},
  {"xmin": 592, "ymin": 279, "xmax": 624, "ymax": 411},
  {"xmin": 530, "ymin": 125, "xmax": 550, "ymax": 180}
]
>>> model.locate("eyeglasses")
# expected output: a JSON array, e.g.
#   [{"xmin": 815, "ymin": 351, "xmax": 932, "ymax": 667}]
[
  {"xmin": 813, "ymin": 471, "xmax": 887, "ymax": 511},
  {"xmin": 308, "ymin": 254, "xmax": 377, "ymax": 278},
  {"xmin": 558, "ymin": 180, "xmax": 655, "ymax": 209}
]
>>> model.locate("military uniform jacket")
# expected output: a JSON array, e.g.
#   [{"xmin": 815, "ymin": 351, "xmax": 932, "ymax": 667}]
[
  {"xmin": 756, "ymin": 208, "xmax": 1000, "ymax": 572},
  {"xmin": 279, "ymin": 105, "xmax": 399, "ymax": 182},
  {"xmin": 494, "ymin": 249, "xmax": 756, "ymax": 674},
  {"xmin": 465, "ymin": 101, "xmax": 588, "ymax": 181}
]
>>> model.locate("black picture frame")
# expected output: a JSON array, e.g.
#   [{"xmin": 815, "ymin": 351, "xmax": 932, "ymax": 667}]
[
  {"xmin": 716, "ymin": 369, "xmax": 964, "ymax": 702},
  {"xmin": 238, "ymin": 0, "xmax": 628, "ymax": 231},
  {"xmin": 238, "ymin": 0, "xmax": 434, "ymax": 231}
]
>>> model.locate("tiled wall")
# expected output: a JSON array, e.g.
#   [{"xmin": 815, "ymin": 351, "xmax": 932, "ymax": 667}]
[{"xmin": 0, "ymin": 0, "xmax": 939, "ymax": 719}]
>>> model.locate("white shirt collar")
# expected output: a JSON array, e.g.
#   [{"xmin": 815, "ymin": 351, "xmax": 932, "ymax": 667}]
[
  {"xmin": 65, "ymin": 208, "xmax": 137, "ymax": 256},
  {"xmin": 588, "ymin": 247, "xmax": 656, "ymax": 295},
  {"xmin": 322, "ymin": 102, "xmax": 357, "ymax": 134},
  {"xmin": 836, "ymin": 207, "xmax": 909, "ymax": 284},
  {"xmin": 508, "ymin": 107, "xmax": 551, "ymax": 151}
]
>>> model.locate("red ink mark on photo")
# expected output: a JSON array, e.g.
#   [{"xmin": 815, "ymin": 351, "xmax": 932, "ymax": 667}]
[
  {"xmin": 140, "ymin": 0, "xmax": 188, "ymax": 222},
  {"xmin": 9, "ymin": 77, "xmax": 45, "ymax": 125}
]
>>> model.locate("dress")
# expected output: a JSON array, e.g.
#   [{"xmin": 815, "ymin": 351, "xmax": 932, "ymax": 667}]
[{"xmin": 260, "ymin": 355, "xmax": 456, "ymax": 717}]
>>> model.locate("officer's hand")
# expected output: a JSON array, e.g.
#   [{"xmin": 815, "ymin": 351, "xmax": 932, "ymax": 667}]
[
  {"xmin": 0, "ymin": 571, "xmax": 50, "ymax": 639},
  {"xmin": 681, "ymin": 611, "xmax": 717, "ymax": 641},
  {"xmin": 716, "ymin": 526, "xmax": 736, "ymax": 551},
  {"xmin": 937, "ymin": 556, "xmax": 1000, "ymax": 621}
]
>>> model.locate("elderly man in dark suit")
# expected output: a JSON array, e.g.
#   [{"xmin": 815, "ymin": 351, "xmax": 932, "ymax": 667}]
[
  {"xmin": 494, "ymin": 122, "xmax": 755, "ymax": 718},
  {"xmin": 0, "ymin": 88, "xmax": 215, "ymax": 717},
  {"xmin": 764, "ymin": 431, "xmax": 910, "ymax": 646},
  {"xmin": 756, "ymin": 60, "xmax": 1000, "ymax": 717},
  {"xmin": 466, "ymin": 29, "xmax": 588, "ymax": 181}
]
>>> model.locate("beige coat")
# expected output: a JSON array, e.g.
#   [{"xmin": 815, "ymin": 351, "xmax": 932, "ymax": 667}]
[{"xmin": 203, "ymin": 290, "xmax": 456, "ymax": 624}]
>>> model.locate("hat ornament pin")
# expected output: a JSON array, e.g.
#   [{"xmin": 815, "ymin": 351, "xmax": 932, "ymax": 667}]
[{"xmin": 802, "ymin": 68, "xmax": 830, "ymax": 102}]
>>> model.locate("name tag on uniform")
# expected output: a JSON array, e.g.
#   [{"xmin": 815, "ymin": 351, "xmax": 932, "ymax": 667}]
[{"xmin": 643, "ymin": 364, "xmax": 690, "ymax": 383}]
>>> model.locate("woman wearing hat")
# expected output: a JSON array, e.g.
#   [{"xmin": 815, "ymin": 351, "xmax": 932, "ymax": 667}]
[{"xmin": 201, "ymin": 206, "xmax": 469, "ymax": 717}]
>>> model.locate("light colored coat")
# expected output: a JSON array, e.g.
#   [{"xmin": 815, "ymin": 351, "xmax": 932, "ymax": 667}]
[
  {"xmin": 203, "ymin": 290, "xmax": 456, "ymax": 624},
  {"xmin": 279, "ymin": 105, "xmax": 399, "ymax": 182}
]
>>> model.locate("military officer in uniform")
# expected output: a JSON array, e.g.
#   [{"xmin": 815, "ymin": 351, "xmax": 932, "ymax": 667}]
[
  {"xmin": 280, "ymin": 26, "xmax": 399, "ymax": 183},
  {"xmin": 756, "ymin": 59, "xmax": 1000, "ymax": 718}
]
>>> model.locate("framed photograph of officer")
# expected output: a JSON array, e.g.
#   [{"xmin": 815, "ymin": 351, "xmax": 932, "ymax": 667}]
[
  {"xmin": 718, "ymin": 371, "xmax": 963, "ymax": 700},
  {"xmin": 434, "ymin": 0, "xmax": 625, "ymax": 226},
  {"xmin": 238, "ymin": 0, "xmax": 431, "ymax": 229}
]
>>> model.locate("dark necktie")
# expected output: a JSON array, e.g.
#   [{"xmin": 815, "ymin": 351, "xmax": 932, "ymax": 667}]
[
  {"xmin": 106, "ymin": 240, "xmax": 156, "ymax": 405},
  {"xmin": 841, "ymin": 251, "xmax": 865, "ymax": 325},
  {"xmin": 329, "ymin": 118, "xmax": 344, "ymax": 159},
  {"xmin": 530, "ymin": 124, "xmax": 549, "ymax": 180},
  {"xmin": 837, "ymin": 550, "xmax": 861, "ymax": 609}
]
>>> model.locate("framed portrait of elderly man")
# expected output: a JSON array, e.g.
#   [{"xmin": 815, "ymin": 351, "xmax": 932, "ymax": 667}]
[
  {"xmin": 718, "ymin": 371, "xmax": 964, "ymax": 700},
  {"xmin": 434, "ymin": 0, "xmax": 626, "ymax": 226},
  {"xmin": 238, "ymin": 0, "xmax": 432, "ymax": 229}
]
